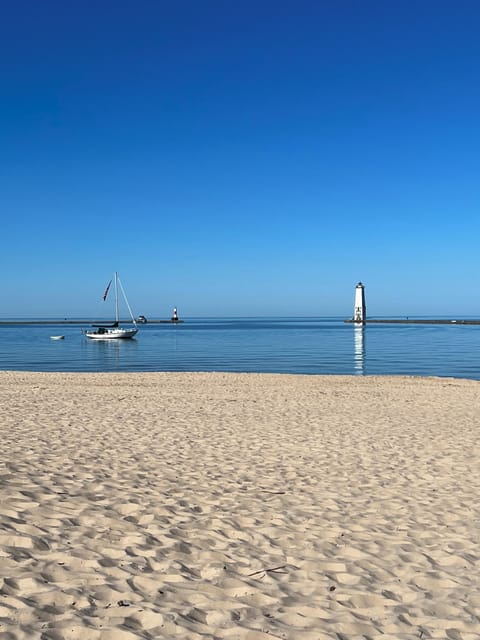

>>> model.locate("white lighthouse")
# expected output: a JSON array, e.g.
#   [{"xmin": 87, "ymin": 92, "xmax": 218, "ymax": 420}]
[{"xmin": 353, "ymin": 282, "xmax": 366, "ymax": 324}]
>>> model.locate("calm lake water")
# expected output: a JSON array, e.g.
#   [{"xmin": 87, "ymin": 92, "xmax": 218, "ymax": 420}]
[{"xmin": 1, "ymin": 318, "xmax": 480, "ymax": 379}]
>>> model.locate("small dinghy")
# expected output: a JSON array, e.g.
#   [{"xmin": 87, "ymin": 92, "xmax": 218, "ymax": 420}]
[{"xmin": 50, "ymin": 335, "xmax": 65, "ymax": 340}]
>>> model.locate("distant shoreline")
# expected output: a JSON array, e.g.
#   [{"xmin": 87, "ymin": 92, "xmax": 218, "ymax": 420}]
[{"xmin": 1, "ymin": 317, "xmax": 479, "ymax": 325}]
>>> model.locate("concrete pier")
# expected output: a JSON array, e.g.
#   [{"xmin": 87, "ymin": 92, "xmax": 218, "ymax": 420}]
[
  {"xmin": 344, "ymin": 319, "xmax": 480, "ymax": 325},
  {"xmin": 0, "ymin": 319, "xmax": 184, "ymax": 325}
]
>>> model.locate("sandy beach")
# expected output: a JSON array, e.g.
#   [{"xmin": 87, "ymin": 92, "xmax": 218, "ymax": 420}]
[{"xmin": 0, "ymin": 371, "xmax": 479, "ymax": 639}]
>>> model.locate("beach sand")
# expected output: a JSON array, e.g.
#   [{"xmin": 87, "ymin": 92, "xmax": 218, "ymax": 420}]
[{"xmin": 0, "ymin": 371, "xmax": 479, "ymax": 639}]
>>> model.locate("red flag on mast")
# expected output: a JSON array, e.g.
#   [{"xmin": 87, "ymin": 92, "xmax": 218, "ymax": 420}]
[{"xmin": 102, "ymin": 280, "xmax": 112, "ymax": 301}]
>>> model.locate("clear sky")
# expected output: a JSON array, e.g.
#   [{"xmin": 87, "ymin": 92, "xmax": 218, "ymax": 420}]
[{"xmin": 1, "ymin": 0, "xmax": 480, "ymax": 318}]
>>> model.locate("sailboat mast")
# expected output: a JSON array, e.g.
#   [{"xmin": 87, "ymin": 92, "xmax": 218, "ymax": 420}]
[{"xmin": 114, "ymin": 272, "xmax": 119, "ymax": 323}]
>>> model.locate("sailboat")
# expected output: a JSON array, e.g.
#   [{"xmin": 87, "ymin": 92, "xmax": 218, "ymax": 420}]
[{"xmin": 85, "ymin": 272, "xmax": 138, "ymax": 340}]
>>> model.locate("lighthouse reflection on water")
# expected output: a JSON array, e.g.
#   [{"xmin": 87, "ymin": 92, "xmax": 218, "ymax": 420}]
[
  {"xmin": 353, "ymin": 281, "xmax": 367, "ymax": 375},
  {"xmin": 354, "ymin": 325, "xmax": 365, "ymax": 374}
]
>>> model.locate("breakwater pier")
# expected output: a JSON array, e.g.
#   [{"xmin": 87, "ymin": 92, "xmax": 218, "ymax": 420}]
[
  {"xmin": 0, "ymin": 319, "xmax": 183, "ymax": 325},
  {"xmin": 344, "ymin": 319, "xmax": 480, "ymax": 325}
]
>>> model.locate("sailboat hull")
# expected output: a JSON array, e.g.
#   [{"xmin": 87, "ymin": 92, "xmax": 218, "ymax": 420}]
[{"xmin": 85, "ymin": 328, "xmax": 138, "ymax": 340}]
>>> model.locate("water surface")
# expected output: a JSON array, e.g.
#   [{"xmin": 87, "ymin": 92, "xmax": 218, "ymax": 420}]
[{"xmin": 1, "ymin": 318, "xmax": 479, "ymax": 379}]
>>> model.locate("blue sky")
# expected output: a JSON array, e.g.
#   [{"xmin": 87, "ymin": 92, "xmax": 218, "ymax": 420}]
[{"xmin": 1, "ymin": 0, "xmax": 480, "ymax": 317}]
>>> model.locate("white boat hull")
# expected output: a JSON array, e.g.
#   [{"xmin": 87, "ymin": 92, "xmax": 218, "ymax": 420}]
[{"xmin": 85, "ymin": 328, "xmax": 138, "ymax": 340}]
